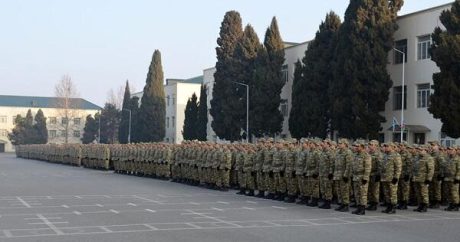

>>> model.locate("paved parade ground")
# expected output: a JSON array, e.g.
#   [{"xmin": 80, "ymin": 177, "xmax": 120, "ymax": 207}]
[{"xmin": 0, "ymin": 153, "xmax": 459, "ymax": 242}]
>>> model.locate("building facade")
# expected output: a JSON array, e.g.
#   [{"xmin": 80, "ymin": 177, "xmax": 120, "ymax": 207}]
[
  {"xmin": 0, "ymin": 95, "xmax": 100, "ymax": 152},
  {"xmin": 203, "ymin": 2, "xmax": 458, "ymax": 146},
  {"xmin": 132, "ymin": 76, "xmax": 202, "ymax": 144}
]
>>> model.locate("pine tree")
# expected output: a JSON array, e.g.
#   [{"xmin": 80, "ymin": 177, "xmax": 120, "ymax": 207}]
[
  {"xmin": 8, "ymin": 115, "xmax": 27, "ymax": 145},
  {"xmin": 129, "ymin": 96, "xmax": 140, "ymax": 143},
  {"xmin": 81, "ymin": 114, "xmax": 98, "ymax": 144},
  {"xmin": 183, "ymin": 93, "xmax": 199, "ymax": 140},
  {"xmin": 429, "ymin": 1, "xmax": 460, "ymax": 138},
  {"xmin": 33, "ymin": 109, "xmax": 48, "ymax": 144},
  {"xmin": 138, "ymin": 50, "xmax": 166, "ymax": 142},
  {"xmin": 331, "ymin": 0, "xmax": 403, "ymax": 139},
  {"xmin": 210, "ymin": 11, "xmax": 244, "ymax": 141},
  {"xmin": 196, "ymin": 84, "xmax": 208, "ymax": 141},
  {"xmin": 289, "ymin": 12, "xmax": 341, "ymax": 139},
  {"xmin": 100, "ymin": 103, "xmax": 120, "ymax": 144},
  {"xmin": 119, "ymin": 80, "xmax": 131, "ymax": 144},
  {"xmin": 24, "ymin": 109, "xmax": 35, "ymax": 144},
  {"xmin": 250, "ymin": 17, "xmax": 285, "ymax": 138}
]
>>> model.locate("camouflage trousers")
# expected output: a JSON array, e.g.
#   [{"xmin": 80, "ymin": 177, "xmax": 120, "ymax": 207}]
[
  {"xmin": 320, "ymin": 177, "xmax": 333, "ymax": 201},
  {"xmin": 245, "ymin": 172, "xmax": 256, "ymax": 190},
  {"xmin": 368, "ymin": 178, "xmax": 380, "ymax": 203},
  {"xmin": 256, "ymin": 171, "xmax": 265, "ymax": 191},
  {"xmin": 307, "ymin": 177, "xmax": 320, "ymax": 198},
  {"xmin": 286, "ymin": 173, "xmax": 298, "ymax": 196},
  {"xmin": 444, "ymin": 181, "xmax": 460, "ymax": 204},
  {"xmin": 238, "ymin": 170, "xmax": 246, "ymax": 189},
  {"xmin": 398, "ymin": 177, "xmax": 411, "ymax": 202},
  {"xmin": 199, "ymin": 168, "xmax": 206, "ymax": 184},
  {"xmin": 264, "ymin": 172, "xmax": 276, "ymax": 193},
  {"xmin": 353, "ymin": 181, "xmax": 369, "ymax": 206},
  {"xmin": 215, "ymin": 169, "xmax": 230, "ymax": 188},
  {"xmin": 334, "ymin": 180, "xmax": 350, "ymax": 204},
  {"xmin": 297, "ymin": 176, "xmax": 307, "ymax": 197},
  {"xmin": 274, "ymin": 172, "xmax": 287, "ymax": 193},
  {"xmin": 382, "ymin": 182, "xmax": 398, "ymax": 205},
  {"xmin": 430, "ymin": 180, "xmax": 442, "ymax": 202},
  {"xmin": 414, "ymin": 182, "xmax": 429, "ymax": 205},
  {"xmin": 230, "ymin": 170, "xmax": 238, "ymax": 187}
]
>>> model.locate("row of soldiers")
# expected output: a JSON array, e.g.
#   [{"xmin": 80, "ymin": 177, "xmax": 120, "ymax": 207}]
[{"xmin": 15, "ymin": 138, "xmax": 460, "ymax": 216}]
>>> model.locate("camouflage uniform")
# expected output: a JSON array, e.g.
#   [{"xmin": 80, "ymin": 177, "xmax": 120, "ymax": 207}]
[
  {"xmin": 397, "ymin": 145, "xmax": 413, "ymax": 209},
  {"xmin": 334, "ymin": 139, "xmax": 353, "ymax": 212},
  {"xmin": 244, "ymin": 148, "xmax": 256, "ymax": 195},
  {"xmin": 273, "ymin": 145, "xmax": 287, "ymax": 200},
  {"xmin": 380, "ymin": 143, "xmax": 402, "ymax": 213},
  {"xmin": 284, "ymin": 144, "xmax": 298, "ymax": 202},
  {"xmin": 254, "ymin": 146, "xmax": 265, "ymax": 197},
  {"xmin": 319, "ymin": 142, "xmax": 335, "ymax": 208},
  {"xmin": 412, "ymin": 146, "xmax": 434, "ymax": 212},
  {"xmin": 440, "ymin": 149, "xmax": 460, "ymax": 211},
  {"xmin": 351, "ymin": 141, "xmax": 372, "ymax": 215},
  {"xmin": 296, "ymin": 144, "xmax": 309, "ymax": 203},
  {"xmin": 263, "ymin": 146, "xmax": 275, "ymax": 198},
  {"xmin": 306, "ymin": 144, "xmax": 321, "ymax": 206},
  {"xmin": 430, "ymin": 145, "xmax": 445, "ymax": 208},
  {"xmin": 368, "ymin": 140, "xmax": 383, "ymax": 209}
]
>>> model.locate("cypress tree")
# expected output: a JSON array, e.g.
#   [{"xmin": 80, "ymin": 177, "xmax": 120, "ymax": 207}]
[
  {"xmin": 331, "ymin": 0, "xmax": 403, "ymax": 139},
  {"xmin": 429, "ymin": 1, "xmax": 460, "ymax": 138},
  {"xmin": 81, "ymin": 114, "xmax": 98, "ymax": 144},
  {"xmin": 210, "ymin": 11, "xmax": 244, "ymax": 141},
  {"xmin": 250, "ymin": 17, "xmax": 285, "ymax": 137},
  {"xmin": 8, "ymin": 115, "xmax": 26, "ymax": 145},
  {"xmin": 33, "ymin": 109, "xmax": 48, "ymax": 144},
  {"xmin": 129, "ymin": 96, "xmax": 140, "ymax": 143},
  {"xmin": 119, "ymin": 80, "xmax": 131, "ymax": 144},
  {"xmin": 138, "ymin": 50, "xmax": 166, "ymax": 142},
  {"xmin": 100, "ymin": 103, "xmax": 120, "ymax": 144},
  {"xmin": 196, "ymin": 84, "xmax": 208, "ymax": 141},
  {"xmin": 183, "ymin": 93, "xmax": 199, "ymax": 140},
  {"xmin": 24, "ymin": 109, "xmax": 35, "ymax": 144},
  {"xmin": 290, "ymin": 12, "xmax": 341, "ymax": 139}
]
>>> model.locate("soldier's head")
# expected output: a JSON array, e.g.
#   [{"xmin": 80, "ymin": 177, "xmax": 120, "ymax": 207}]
[
  {"xmin": 368, "ymin": 140, "xmax": 379, "ymax": 152},
  {"xmin": 338, "ymin": 138, "xmax": 349, "ymax": 149},
  {"xmin": 428, "ymin": 141, "xmax": 440, "ymax": 152},
  {"xmin": 353, "ymin": 140, "xmax": 366, "ymax": 152}
]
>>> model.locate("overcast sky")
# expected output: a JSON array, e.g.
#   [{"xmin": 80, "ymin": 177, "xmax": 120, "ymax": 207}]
[{"xmin": 0, "ymin": 0, "xmax": 453, "ymax": 106}]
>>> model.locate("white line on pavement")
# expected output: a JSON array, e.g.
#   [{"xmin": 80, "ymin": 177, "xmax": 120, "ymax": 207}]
[
  {"xmin": 145, "ymin": 209, "xmax": 156, "ymax": 213},
  {"xmin": 16, "ymin": 197, "xmax": 31, "ymax": 208},
  {"xmin": 36, "ymin": 214, "xmax": 64, "ymax": 235},
  {"xmin": 110, "ymin": 209, "xmax": 119, "ymax": 214}
]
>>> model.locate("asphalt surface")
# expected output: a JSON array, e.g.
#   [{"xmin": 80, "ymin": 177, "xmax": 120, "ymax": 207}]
[{"xmin": 0, "ymin": 152, "xmax": 459, "ymax": 242}]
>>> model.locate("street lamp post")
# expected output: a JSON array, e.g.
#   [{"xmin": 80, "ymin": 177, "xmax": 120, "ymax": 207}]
[
  {"xmin": 98, "ymin": 110, "xmax": 101, "ymax": 143},
  {"xmin": 232, "ymin": 81, "xmax": 249, "ymax": 143},
  {"xmin": 122, "ymin": 109, "xmax": 132, "ymax": 144},
  {"xmin": 394, "ymin": 48, "xmax": 405, "ymax": 143}
]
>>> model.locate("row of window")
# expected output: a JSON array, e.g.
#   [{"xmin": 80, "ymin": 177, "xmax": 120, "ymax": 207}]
[
  {"xmin": 0, "ymin": 129, "xmax": 7, "ymax": 137},
  {"xmin": 48, "ymin": 130, "xmax": 80, "ymax": 138},
  {"xmin": 166, "ymin": 116, "xmax": 175, "ymax": 128},
  {"xmin": 378, "ymin": 132, "xmax": 456, "ymax": 147},
  {"xmin": 166, "ymin": 95, "xmax": 176, "ymax": 106},
  {"xmin": 0, "ymin": 116, "xmax": 81, "ymax": 125},
  {"xmin": 394, "ymin": 35, "xmax": 431, "ymax": 64},
  {"xmin": 393, "ymin": 83, "xmax": 431, "ymax": 110}
]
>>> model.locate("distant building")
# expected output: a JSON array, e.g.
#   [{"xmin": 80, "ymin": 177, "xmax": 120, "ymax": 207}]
[
  {"xmin": 0, "ymin": 95, "xmax": 100, "ymax": 152},
  {"xmin": 203, "ymin": 2, "xmax": 458, "ymax": 146},
  {"xmin": 132, "ymin": 76, "xmax": 203, "ymax": 144}
]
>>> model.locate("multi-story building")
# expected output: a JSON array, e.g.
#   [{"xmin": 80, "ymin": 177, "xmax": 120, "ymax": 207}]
[
  {"xmin": 0, "ymin": 95, "xmax": 100, "ymax": 152},
  {"xmin": 204, "ymin": 2, "xmax": 457, "ymax": 145},
  {"xmin": 132, "ymin": 76, "xmax": 202, "ymax": 144}
]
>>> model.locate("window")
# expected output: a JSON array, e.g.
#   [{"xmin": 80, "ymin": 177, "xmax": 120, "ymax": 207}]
[
  {"xmin": 167, "ymin": 96, "xmax": 170, "ymax": 106},
  {"xmin": 49, "ymin": 117, "xmax": 57, "ymax": 125},
  {"xmin": 49, "ymin": 130, "xmax": 57, "ymax": 138},
  {"xmin": 0, "ymin": 116, "xmax": 7, "ymax": 123},
  {"xmin": 280, "ymin": 99, "xmax": 288, "ymax": 117},
  {"xmin": 417, "ymin": 83, "xmax": 431, "ymax": 108},
  {"xmin": 378, "ymin": 133, "xmax": 385, "ymax": 144},
  {"xmin": 12, "ymin": 116, "xmax": 17, "ymax": 125},
  {"xmin": 441, "ymin": 133, "xmax": 456, "ymax": 147},
  {"xmin": 166, "ymin": 117, "xmax": 169, "ymax": 128},
  {"xmin": 172, "ymin": 116, "xmax": 175, "ymax": 128},
  {"xmin": 0, "ymin": 129, "xmax": 7, "ymax": 137},
  {"xmin": 414, "ymin": 133, "xmax": 426, "ymax": 145},
  {"xmin": 172, "ymin": 95, "xmax": 176, "ymax": 105},
  {"xmin": 61, "ymin": 117, "xmax": 68, "ymax": 125},
  {"xmin": 281, "ymin": 64, "xmax": 288, "ymax": 83},
  {"xmin": 394, "ymin": 39, "xmax": 407, "ymax": 64},
  {"xmin": 74, "ymin": 118, "xmax": 81, "ymax": 125},
  {"xmin": 60, "ymin": 130, "xmax": 67, "ymax": 137},
  {"xmin": 417, "ymin": 35, "xmax": 431, "ymax": 60},
  {"xmin": 73, "ymin": 130, "xmax": 80, "ymax": 137},
  {"xmin": 393, "ymin": 86, "xmax": 407, "ymax": 110},
  {"xmin": 392, "ymin": 132, "xmax": 407, "ymax": 143}
]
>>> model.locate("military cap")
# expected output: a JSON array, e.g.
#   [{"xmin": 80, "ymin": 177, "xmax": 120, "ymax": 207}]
[
  {"xmin": 369, "ymin": 140, "xmax": 379, "ymax": 146},
  {"xmin": 338, "ymin": 138, "xmax": 350, "ymax": 145},
  {"xmin": 353, "ymin": 139, "xmax": 366, "ymax": 147},
  {"xmin": 428, "ymin": 141, "xmax": 440, "ymax": 146}
]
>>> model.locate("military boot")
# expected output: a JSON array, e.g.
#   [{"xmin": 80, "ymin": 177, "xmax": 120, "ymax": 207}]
[
  {"xmin": 273, "ymin": 192, "xmax": 280, "ymax": 200},
  {"xmin": 429, "ymin": 201, "xmax": 440, "ymax": 209},
  {"xmin": 445, "ymin": 204, "xmax": 459, "ymax": 212},
  {"xmin": 414, "ymin": 203, "xmax": 428, "ymax": 212},
  {"xmin": 236, "ymin": 189, "xmax": 246, "ymax": 195},
  {"xmin": 338, "ymin": 204, "xmax": 349, "ymax": 212},
  {"xmin": 382, "ymin": 204, "xmax": 396, "ymax": 214},
  {"xmin": 366, "ymin": 202, "xmax": 377, "ymax": 211},
  {"xmin": 307, "ymin": 197, "xmax": 318, "ymax": 207},
  {"xmin": 318, "ymin": 200, "xmax": 331, "ymax": 209},
  {"xmin": 397, "ymin": 201, "xmax": 408, "ymax": 210},
  {"xmin": 352, "ymin": 205, "xmax": 365, "ymax": 215},
  {"xmin": 277, "ymin": 193, "xmax": 286, "ymax": 201},
  {"xmin": 256, "ymin": 190, "xmax": 265, "ymax": 198},
  {"xmin": 246, "ymin": 190, "xmax": 255, "ymax": 196},
  {"xmin": 296, "ymin": 196, "xmax": 308, "ymax": 205},
  {"xmin": 265, "ymin": 193, "xmax": 275, "ymax": 199}
]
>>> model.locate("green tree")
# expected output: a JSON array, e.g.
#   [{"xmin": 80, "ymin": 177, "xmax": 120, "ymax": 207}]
[
  {"xmin": 33, "ymin": 109, "xmax": 48, "ymax": 144},
  {"xmin": 138, "ymin": 50, "xmax": 166, "ymax": 142},
  {"xmin": 210, "ymin": 11, "xmax": 244, "ymax": 141},
  {"xmin": 100, "ymin": 103, "xmax": 120, "ymax": 144},
  {"xmin": 331, "ymin": 0, "xmax": 403, "ymax": 139},
  {"xmin": 118, "ymin": 80, "xmax": 131, "ymax": 144},
  {"xmin": 289, "ymin": 12, "xmax": 341, "ymax": 139},
  {"xmin": 429, "ymin": 1, "xmax": 460, "ymax": 138},
  {"xmin": 8, "ymin": 115, "xmax": 27, "ymax": 145},
  {"xmin": 183, "ymin": 93, "xmax": 199, "ymax": 140},
  {"xmin": 129, "ymin": 96, "xmax": 140, "ymax": 143},
  {"xmin": 81, "ymin": 114, "xmax": 98, "ymax": 144},
  {"xmin": 250, "ymin": 17, "xmax": 285, "ymax": 137},
  {"xmin": 196, "ymin": 84, "xmax": 208, "ymax": 141}
]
